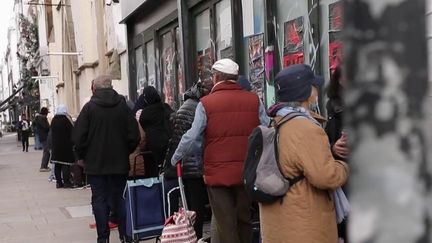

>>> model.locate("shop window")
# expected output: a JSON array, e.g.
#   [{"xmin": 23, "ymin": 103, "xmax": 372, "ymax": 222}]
[
  {"xmin": 320, "ymin": 0, "xmax": 343, "ymax": 81},
  {"xmin": 145, "ymin": 40, "xmax": 156, "ymax": 88},
  {"xmin": 135, "ymin": 46, "xmax": 145, "ymax": 95},
  {"xmin": 161, "ymin": 31, "xmax": 176, "ymax": 108},
  {"xmin": 195, "ymin": 9, "xmax": 213, "ymax": 83},
  {"xmin": 276, "ymin": 0, "xmax": 308, "ymax": 68},
  {"xmin": 215, "ymin": 0, "xmax": 233, "ymax": 59},
  {"xmin": 157, "ymin": 23, "xmax": 184, "ymax": 110},
  {"xmin": 175, "ymin": 27, "xmax": 185, "ymax": 95},
  {"xmin": 193, "ymin": 0, "xmax": 235, "ymax": 83}
]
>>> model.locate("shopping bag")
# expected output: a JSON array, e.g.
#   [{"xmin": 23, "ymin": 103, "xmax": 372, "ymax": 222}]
[
  {"xmin": 160, "ymin": 208, "xmax": 197, "ymax": 243},
  {"xmin": 160, "ymin": 163, "xmax": 197, "ymax": 243}
]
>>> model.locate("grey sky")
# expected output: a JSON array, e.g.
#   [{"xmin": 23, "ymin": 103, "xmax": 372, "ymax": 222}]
[{"xmin": 0, "ymin": 0, "xmax": 15, "ymax": 63}]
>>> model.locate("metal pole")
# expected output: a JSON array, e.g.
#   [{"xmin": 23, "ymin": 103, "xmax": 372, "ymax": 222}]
[{"xmin": 345, "ymin": 0, "xmax": 429, "ymax": 242}]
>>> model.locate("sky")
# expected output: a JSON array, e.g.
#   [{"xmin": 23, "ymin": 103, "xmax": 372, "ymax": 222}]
[{"xmin": 0, "ymin": 0, "xmax": 15, "ymax": 63}]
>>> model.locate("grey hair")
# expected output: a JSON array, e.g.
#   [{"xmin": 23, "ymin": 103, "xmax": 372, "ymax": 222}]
[
  {"xmin": 213, "ymin": 70, "xmax": 238, "ymax": 82},
  {"xmin": 92, "ymin": 75, "xmax": 113, "ymax": 90}
]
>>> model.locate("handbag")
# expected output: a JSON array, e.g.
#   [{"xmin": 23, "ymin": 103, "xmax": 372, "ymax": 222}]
[
  {"xmin": 161, "ymin": 164, "xmax": 197, "ymax": 243},
  {"xmin": 160, "ymin": 208, "xmax": 197, "ymax": 243},
  {"xmin": 129, "ymin": 116, "xmax": 147, "ymax": 178},
  {"xmin": 128, "ymin": 150, "xmax": 146, "ymax": 178}
]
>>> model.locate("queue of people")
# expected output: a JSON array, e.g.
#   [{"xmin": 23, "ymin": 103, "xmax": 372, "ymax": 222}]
[{"xmin": 24, "ymin": 58, "xmax": 348, "ymax": 243}]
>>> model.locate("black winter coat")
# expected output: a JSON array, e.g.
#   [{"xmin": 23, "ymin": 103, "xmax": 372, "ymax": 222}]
[
  {"xmin": 139, "ymin": 102, "xmax": 173, "ymax": 177},
  {"xmin": 325, "ymin": 98, "xmax": 345, "ymax": 163},
  {"xmin": 34, "ymin": 114, "xmax": 50, "ymax": 142},
  {"xmin": 164, "ymin": 90, "xmax": 203, "ymax": 179},
  {"xmin": 51, "ymin": 115, "xmax": 75, "ymax": 164},
  {"xmin": 325, "ymin": 98, "xmax": 343, "ymax": 145},
  {"xmin": 73, "ymin": 88, "xmax": 140, "ymax": 175}
]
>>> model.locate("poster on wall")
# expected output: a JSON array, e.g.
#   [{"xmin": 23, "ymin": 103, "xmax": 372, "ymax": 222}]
[
  {"xmin": 196, "ymin": 48, "xmax": 213, "ymax": 83},
  {"xmin": 248, "ymin": 33, "xmax": 265, "ymax": 102},
  {"xmin": 329, "ymin": 1, "xmax": 343, "ymax": 72},
  {"xmin": 283, "ymin": 17, "xmax": 304, "ymax": 67}
]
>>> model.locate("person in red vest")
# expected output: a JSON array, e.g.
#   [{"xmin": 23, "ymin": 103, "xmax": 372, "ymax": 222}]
[{"xmin": 171, "ymin": 58, "xmax": 269, "ymax": 243}]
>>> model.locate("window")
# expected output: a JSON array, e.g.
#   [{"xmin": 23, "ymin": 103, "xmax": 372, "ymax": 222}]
[
  {"xmin": 194, "ymin": 0, "xmax": 234, "ymax": 82},
  {"xmin": 161, "ymin": 31, "xmax": 175, "ymax": 108},
  {"xmin": 158, "ymin": 24, "xmax": 185, "ymax": 110},
  {"xmin": 195, "ymin": 9, "xmax": 213, "ymax": 83},
  {"xmin": 135, "ymin": 46, "xmax": 144, "ymax": 95},
  {"xmin": 175, "ymin": 27, "xmax": 185, "ymax": 95},
  {"xmin": 145, "ymin": 40, "xmax": 156, "ymax": 88},
  {"xmin": 276, "ymin": 0, "xmax": 308, "ymax": 68},
  {"xmin": 215, "ymin": 0, "xmax": 233, "ymax": 59}
]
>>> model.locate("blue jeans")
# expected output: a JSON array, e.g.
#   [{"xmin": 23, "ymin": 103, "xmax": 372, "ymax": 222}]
[
  {"xmin": 34, "ymin": 132, "xmax": 42, "ymax": 149},
  {"xmin": 88, "ymin": 174, "xmax": 127, "ymax": 242}
]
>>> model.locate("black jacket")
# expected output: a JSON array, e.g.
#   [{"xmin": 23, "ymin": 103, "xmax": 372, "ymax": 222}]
[
  {"xmin": 164, "ymin": 88, "xmax": 203, "ymax": 179},
  {"xmin": 139, "ymin": 102, "xmax": 173, "ymax": 177},
  {"xmin": 325, "ymin": 98, "xmax": 344, "ymax": 146},
  {"xmin": 51, "ymin": 115, "xmax": 75, "ymax": 164},
  {"xmin": 73, "ymin": 88, "xmax": 140, "ymax": 175},
  {"xmin": 34, "ymin": 114, "xmax": 50, "ymax": 142}
]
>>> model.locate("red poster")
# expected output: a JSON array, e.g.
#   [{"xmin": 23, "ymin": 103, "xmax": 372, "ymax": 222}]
[
  {"xmin": 283, "ymin": 53, "xmax": 304, "ymax": 67},
  {"xmin": 283, "ymin": 17, "xmax": 304, "ymax": 68}
]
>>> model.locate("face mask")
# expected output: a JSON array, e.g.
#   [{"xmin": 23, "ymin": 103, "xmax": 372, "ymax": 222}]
[{"xmin": 309, "ymin": 97, "xmax": 320, "ymax": 114}]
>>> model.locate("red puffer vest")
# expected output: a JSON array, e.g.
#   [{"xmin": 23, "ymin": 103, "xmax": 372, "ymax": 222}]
[{"xmin": 201, "ymin": 81, "xmax": 260, "ymax": 186}]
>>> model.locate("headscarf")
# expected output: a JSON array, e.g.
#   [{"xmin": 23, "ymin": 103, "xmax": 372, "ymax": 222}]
[
  {"xmin": 55, "ymin": 104, "xmax": 74, "ymax": 125},
  {"xmin": 132, "ymin": 94, "xmax": 147, "ymax": 114},
  {"xmin": 55, "ymin": 105, "xmax": 68, "ymax": 115},
  {"xmin": 142, "ymin": 86, "xmax": 161, "ymax": 106},
  {"xmin": 132, "ymin": 86, "xmax": 162, "ymax": 114}
]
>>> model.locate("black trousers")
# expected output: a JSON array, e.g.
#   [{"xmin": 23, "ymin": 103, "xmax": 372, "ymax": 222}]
[
  {"xmin": 88, "ymin": 174, "xmax": 127, "ymax": 242},
  {"xmin": 184, "ymin": 178, "xmax": 208, "ymax": 239},
  {"xmin": 54, "ymin": 163, "xmax": 72, "ymax": 186},
  {"xmin": 21, "ymin": 131, "xmax": 29, "ymax": 151}
]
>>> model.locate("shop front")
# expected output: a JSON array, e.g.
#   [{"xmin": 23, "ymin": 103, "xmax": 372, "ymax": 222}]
[{"xmin": 121, "ymin": 0, "xmax": 343, "ymax": 111}]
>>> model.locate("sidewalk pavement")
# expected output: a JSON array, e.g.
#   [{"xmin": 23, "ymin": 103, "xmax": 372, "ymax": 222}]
[{"xmin": 0, "ymin": 133, "xmax": 151, "ymax": 243}]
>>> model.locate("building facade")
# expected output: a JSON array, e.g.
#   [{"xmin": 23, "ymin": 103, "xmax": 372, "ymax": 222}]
[{"xmin": 70, "ymin": 0, "xmax": 129, "ymax": 114}]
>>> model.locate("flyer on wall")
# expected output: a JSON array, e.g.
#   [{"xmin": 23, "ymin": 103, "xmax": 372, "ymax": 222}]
[{"xmin": 247, "ymin": 33, "xmax": 265, "ymax": 103}]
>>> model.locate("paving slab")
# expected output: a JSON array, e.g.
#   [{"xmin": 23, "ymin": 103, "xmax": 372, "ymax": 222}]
[{"xmin": 0, "ymin": 134, "xmax": 154, "ymax": 243}]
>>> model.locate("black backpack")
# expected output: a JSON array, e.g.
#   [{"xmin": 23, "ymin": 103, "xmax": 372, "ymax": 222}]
[{"xmin": 243, "ymin": 112, "xmax": 305, "ymax": 203}]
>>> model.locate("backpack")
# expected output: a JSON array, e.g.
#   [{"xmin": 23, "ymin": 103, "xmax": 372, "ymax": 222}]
[{"xmin": 243, "ymin": 112, "xmax": 306, "ymax": 203}]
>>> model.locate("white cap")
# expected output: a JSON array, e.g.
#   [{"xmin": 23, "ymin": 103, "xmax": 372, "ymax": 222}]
[{"xmin": 212, "ymin": 58, "xmax": 239, "ymax": 75}]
